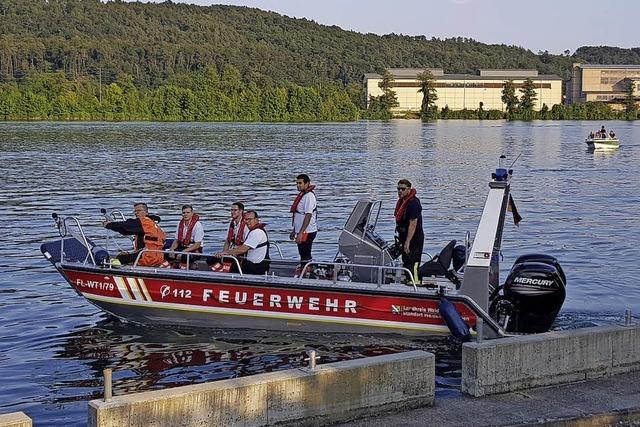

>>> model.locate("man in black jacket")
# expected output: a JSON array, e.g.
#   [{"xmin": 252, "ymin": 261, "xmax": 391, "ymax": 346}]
[{"xmin": 394, "ymin": 179, "xmax": 424, "ymax": 281}]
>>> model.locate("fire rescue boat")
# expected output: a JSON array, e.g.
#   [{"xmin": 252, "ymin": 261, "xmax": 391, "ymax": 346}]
[{"xmin": 41, "ymin": 159, "xmax": 566, "ymax": 340}]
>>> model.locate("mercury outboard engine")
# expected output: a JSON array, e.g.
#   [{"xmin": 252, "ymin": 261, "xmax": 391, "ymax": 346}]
[{"xmin": 490, "ymin": 254, "xmax": 566, "ymax": 333}]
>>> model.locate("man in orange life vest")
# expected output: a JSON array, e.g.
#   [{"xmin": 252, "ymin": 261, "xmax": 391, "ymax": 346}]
[
  {"xmin": 103, "ymin": 202, "xmax": 166, "ymax": 267},
  {"xmin": 395, "ymin": 179, "xmax": 424, "ymax": 281},
  {"xmin": 289, "ymin": 174, "xmax": 318, "ymax": 263},
  {"xmin": 214, "ymin": 210, "xmax": 270, "ymax": 275},
  {"xmin": 167, "ymin": 204, "xmax": 204, "ymax": 266}
]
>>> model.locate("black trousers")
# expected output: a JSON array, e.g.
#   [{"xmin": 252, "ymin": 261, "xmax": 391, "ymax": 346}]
[
  {"xmin": 297, "ymin": 231, "xmax": 317, "ymax": 263},
  {"xmin": 400, "ymin": 231, "xmax": 424, "ymax": 280},
  {"xmin": 117, "ymin": 251, "xmax": 141, "ymax": 265},
  {"xmin": 243, "ymin": 259, "xmax": 269, "ymax": 275}
]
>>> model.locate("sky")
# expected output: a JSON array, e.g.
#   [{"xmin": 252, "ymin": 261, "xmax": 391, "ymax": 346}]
[{"xmin": 133, "ymin": 0, "xmax": 639, "ymax": 54}]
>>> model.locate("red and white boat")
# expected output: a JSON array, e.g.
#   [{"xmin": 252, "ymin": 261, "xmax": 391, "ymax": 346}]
[{"xmin": 42, "ymin": 161, "xmax": 566, "ymax": 339}]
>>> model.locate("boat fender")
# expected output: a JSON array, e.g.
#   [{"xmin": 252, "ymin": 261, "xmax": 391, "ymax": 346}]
[{"xmin": 438, "ymin": 297, "xmax": 471, "ymax": 342}]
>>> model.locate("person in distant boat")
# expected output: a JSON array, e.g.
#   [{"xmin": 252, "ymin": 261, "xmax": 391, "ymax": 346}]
[
  {"xmin": 395, "ymin": 179, "xmax": 424, "ymax": 282},
  {"xmin": 214, "ymin": 210, "xmax": 270, "ymax": 275},
  {"xmin": 600, "ymin": 125, "xmax": 606, "ymax": 136},
  {"xmin": 609, "ymin": 131, "xmax": 616, "ymax": 139},
  {"xmin": 103, "ymin": 202, "xmax": 166, "ymax": 267},
  {"xmin": 167, "ymin": 204, "xmax": 204, "ymax": 267},
  {"xmin": 589, "ymin": 131, "xmax": 595, "ymax": 139},
  {"xmin": 289, "ymin": 173, "xmax": 318, "ymax": 264}
]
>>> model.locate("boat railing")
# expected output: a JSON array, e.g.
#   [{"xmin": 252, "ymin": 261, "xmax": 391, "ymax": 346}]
[
  {"xmin": 299, "ymin": 260, "xmax": 418, "ymax": 291},
  {"xmin": 52, "ymin": 213, "xmax": 96, "ymax": 265},
  {"xmin": 132, "ymin": 249, "xmax": 243, "ymax": 274},
  {"xmin": 269, "ymin": 240, "xmax": 339, "ymax": 260}
]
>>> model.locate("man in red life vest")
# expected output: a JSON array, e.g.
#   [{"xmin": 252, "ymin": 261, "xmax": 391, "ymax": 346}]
[
  {"xmin": 223, "ymin": 201, "xmax": 247, "ymax": 251},
  {"xmin": 394, "ymin": 179, "xmax": 424, "ymax": 282},
  {"xmin": 167, "ymin": 204, "xmax": 204, "ymax": 267},
  {"xmin": 207, "ymin": 201, "xmax": 247, "ymax": 272},
  {"xmin": 289, "ymin": 174, "xmax": 318, "ymax": 264},
  {"xmin": 214, "ymin": 210, "xmax": 270, "ymax": 275},
  {"xmin": 103, "ymin": 202, "xmax": 166, "ymax": 267}
]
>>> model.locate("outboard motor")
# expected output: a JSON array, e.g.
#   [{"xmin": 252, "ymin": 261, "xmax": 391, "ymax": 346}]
[{"xmin": 490, "ymin": 254, "xmax": 566, "ymax": 333}]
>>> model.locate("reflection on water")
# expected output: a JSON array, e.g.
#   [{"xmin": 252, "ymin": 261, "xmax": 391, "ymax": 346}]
[{"xmin": 1, "ymin": 120, "xmax": 639, "ymax": 425}]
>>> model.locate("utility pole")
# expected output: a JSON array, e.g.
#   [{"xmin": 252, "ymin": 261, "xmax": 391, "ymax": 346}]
[{"xmin": 99, "ymin": 68, "xmax": 102, "ymax": 105}]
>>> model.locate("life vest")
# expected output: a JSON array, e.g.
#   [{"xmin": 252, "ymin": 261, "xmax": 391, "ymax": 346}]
[
  {"xmin": 226, "ymin": 218, "xmax": 246, "ymax": 247},
  {"xmin": 394, "ymin": 188, "xmax": 417, "ymax": 222},
  {"xmin": 178, "ymin": 214, "xmax": 202, "ymax": 252},
  {"xmin": 246, "ymin": 222, "xmax": 270, "ymax": 262},
  {"xmin": 134, "ymin": 216, "xmax": 166, "ymax": 267},
  {"xmin": 290, "ymin": 185, "xmax": 316, "ymax": 214}
]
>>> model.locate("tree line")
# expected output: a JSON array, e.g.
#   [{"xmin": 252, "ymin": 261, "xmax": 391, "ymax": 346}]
[
  {"xmin": 0, "ymin": 67, "xmax": 361, "ymax": 121},
  {"xmin": 1, "ymin": 67, "xmax": 636, "ymax": 122}
]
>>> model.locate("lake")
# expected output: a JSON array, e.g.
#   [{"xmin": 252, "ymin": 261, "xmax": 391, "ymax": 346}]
[{"xmin": 0, "ymin": 120, "xmax": 638, "ymax": 425}]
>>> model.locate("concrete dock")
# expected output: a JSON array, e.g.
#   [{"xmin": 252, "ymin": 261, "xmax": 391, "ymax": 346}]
[
  {"xmin": 339, "ymin": 369, "xmax": 640, "ymax": 427},
  {"xmin": 7, "ymin": 325, "xmax": 638, "ymax": 426}
]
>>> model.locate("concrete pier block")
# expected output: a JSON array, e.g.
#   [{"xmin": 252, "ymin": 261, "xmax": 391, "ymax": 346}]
[
  {"xmin": 0, "ymin": 412, "xmax": 31, "ymax": 427},
  {"xmin": 89, "ymin": 350, "xmax": 435, "ymax": 427},
  {"xmin": 462, "ymin": 325, "xmax": 640, "ymax": 396}
]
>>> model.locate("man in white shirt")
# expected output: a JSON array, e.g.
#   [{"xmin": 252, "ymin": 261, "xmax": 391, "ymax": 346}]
[
  {"xmin": 289, "ymin": 173, "xmax": 318, "ymax": 263},
  {"xmin": 215, "ymin": 210, "xmax": 269, "ymax": 275},
  {"xmin": 167, "ymin": 204, "xmax": 204, "ymax": 267}
]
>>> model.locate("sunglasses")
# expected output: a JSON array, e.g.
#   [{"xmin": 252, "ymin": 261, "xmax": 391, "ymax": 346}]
[{"xmin": 397, "ymin": 187, "xmax": 408, "ymax": 191}]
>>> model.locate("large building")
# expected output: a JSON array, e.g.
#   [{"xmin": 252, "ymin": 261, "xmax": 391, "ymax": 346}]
[
  {"xmin": 566, "ymin": 63, "xmax": 640, "ymax": 106},
  {"xmin": 364, "ymin": 68, "xmax": 563, "ymax": 112}
]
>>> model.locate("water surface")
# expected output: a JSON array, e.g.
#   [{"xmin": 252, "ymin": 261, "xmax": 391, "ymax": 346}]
[{"xmin": 1, "ymin": 120, "xmax": 639, "ymax": 425}]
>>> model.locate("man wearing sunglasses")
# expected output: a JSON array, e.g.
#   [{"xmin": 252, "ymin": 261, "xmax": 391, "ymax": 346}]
[{"xmin": 394, "ymin": 179, "xmax": 424, "ymax": 282}]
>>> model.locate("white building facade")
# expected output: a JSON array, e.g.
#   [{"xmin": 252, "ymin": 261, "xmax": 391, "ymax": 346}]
[{"xmin": 364, "ymin": 68, "xmax": 563, "ymax": 111}]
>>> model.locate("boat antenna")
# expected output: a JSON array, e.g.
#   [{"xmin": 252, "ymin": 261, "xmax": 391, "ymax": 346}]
[{"xmin": 509, "ymin": 153, "xmax": 522, "ymax": 169}]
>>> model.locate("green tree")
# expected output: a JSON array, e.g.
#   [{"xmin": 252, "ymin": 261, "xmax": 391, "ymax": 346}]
[
  {"xmin": 260, "ymin": 87, "xmax": 288, "ymax": 121},
  {"xmin": 501, "ymin": 80, "xmax": 519, "ymax": 120},
  {"xmin": 624, "ymin": 80, "xmax": 638, "ymax": 120},
  {"xmin": 0, "ymin": 84, "xmax": 21, "ymax": 119},
  {"xmin": 477, "ymin": 102, "xmax": 485, "ymax": 120},
  {"xmin": 378, "ymin": 70, "xmax": 398, "ymax": 110},
  {"xmin": 18, "ymin": 91, "xmax": 50, "ymax": 120},
  {"xmin": 539, "ymin": 103, "xmax": 550, "ymax": 120},
  {"xmin": 440, "ymin": 104, "xmax": 450, "ymax": 119},
  {"xmin": 518, "ymin": 78, "xmax": 538, "ymax": 120},
  {"xmin": 417, "ymin": 70, "xmax": 438, "ymax": 121}
]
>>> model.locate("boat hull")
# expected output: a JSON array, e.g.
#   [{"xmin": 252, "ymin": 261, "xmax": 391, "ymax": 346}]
[
  {"xmin": 585, "ymin": 138, "xmax": 620, "ymax": 149},
  {"xmin": 61, "ymin": 265, "xmax": 481, "ymax": 336}
]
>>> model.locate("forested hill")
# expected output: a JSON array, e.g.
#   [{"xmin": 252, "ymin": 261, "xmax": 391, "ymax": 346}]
[{"xmin": 0, "ymin": 0, "xmax": 633, "ymax": 89}]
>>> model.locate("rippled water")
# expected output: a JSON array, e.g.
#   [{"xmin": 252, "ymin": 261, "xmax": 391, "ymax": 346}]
[{"xmin": 1, "ymin": 120, "xmax": 639, "ymax": 425}]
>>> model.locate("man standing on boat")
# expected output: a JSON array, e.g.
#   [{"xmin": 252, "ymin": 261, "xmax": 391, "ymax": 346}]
[
  {"xmin": 103, "ymin": 202, "xmax": 166, "ymax": 267},
  {"xmin": 395, "ymin": 179, "xmax": 424, "ymax": 282},
  {"xmin": 214, "ymin": 210, "xmax": 270, "ymax": 275},
  {"xmin": 167, "ymin": 204, "xmax": 204, "ymax": 268},
  {"xmin": 290, "ymin": 174, "xmax": 318, "ymax": 264}
]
